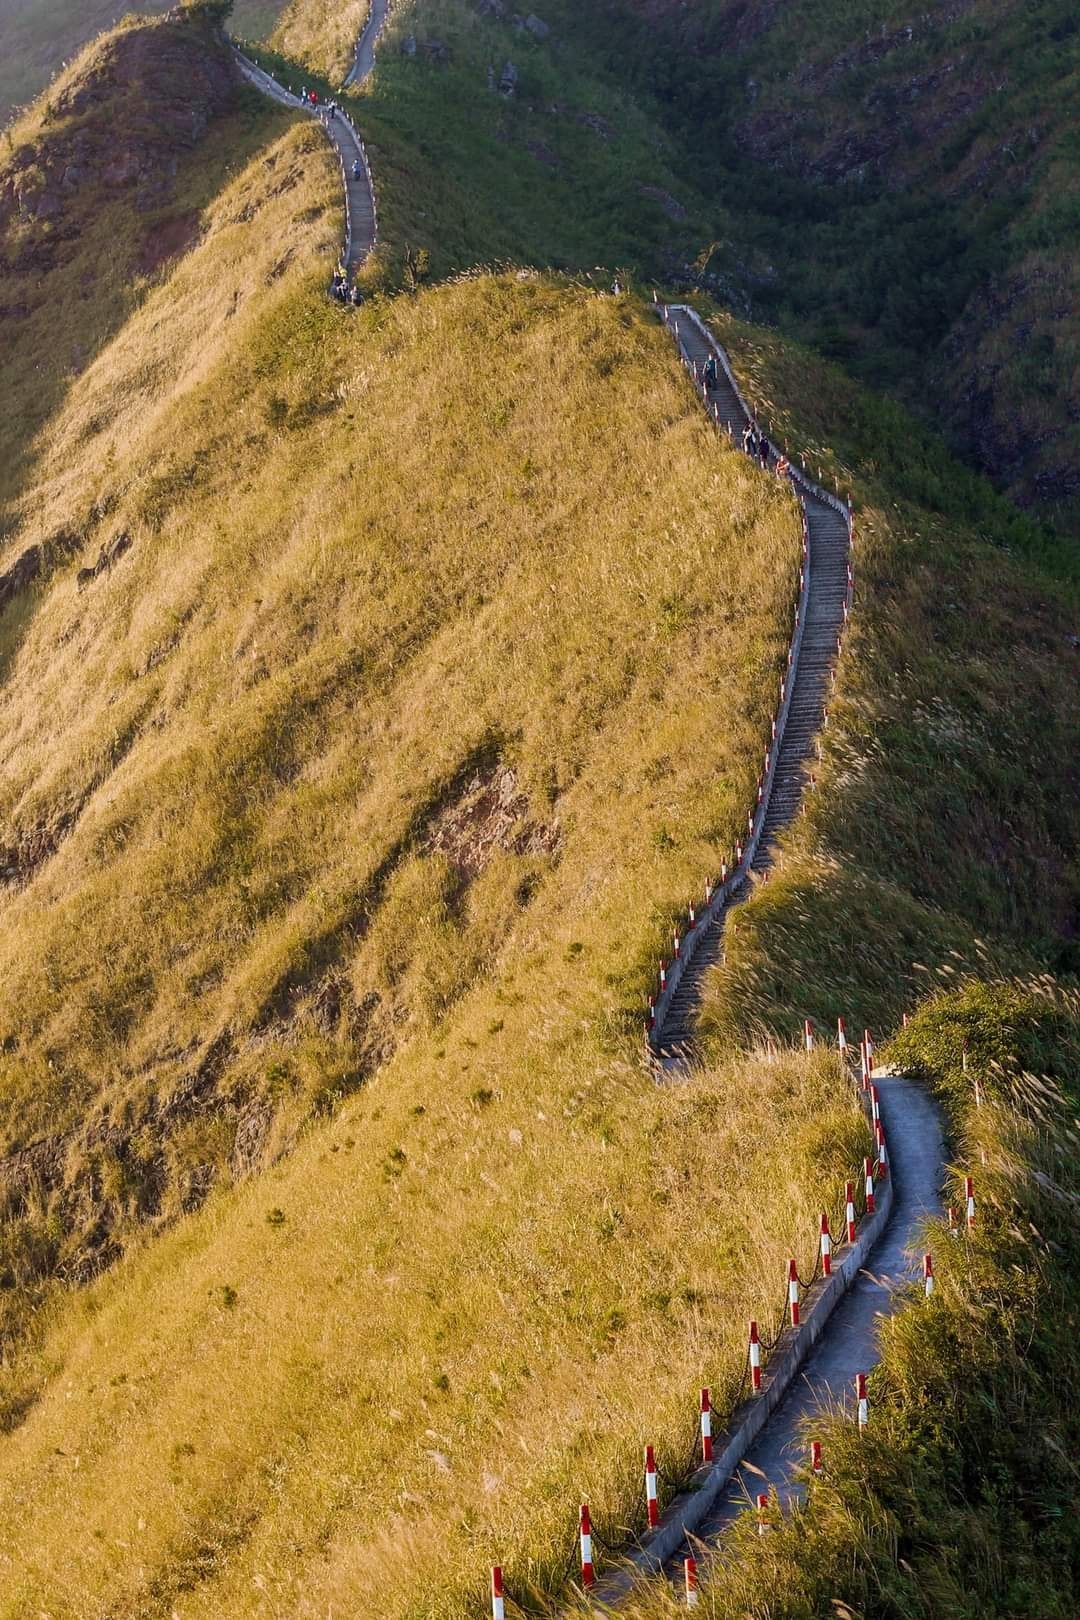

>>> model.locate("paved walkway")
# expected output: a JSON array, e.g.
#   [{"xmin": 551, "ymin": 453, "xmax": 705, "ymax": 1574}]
[
  {"xmin": 651, "ymin": 312, "xmax": 850, "ymax": 1065},
  {"xmin": 345, "ymin": 0, "xmax": 389, "ymax": 87},
  {"xmin": 234, "ymin": 26, "xmax": 381, "ymax": 270},
  {"xmin": 664, "ymin": 1073, "xmax": 942, "ymax": 1582}
]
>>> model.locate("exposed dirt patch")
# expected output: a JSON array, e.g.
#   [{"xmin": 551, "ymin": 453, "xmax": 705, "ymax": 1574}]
[{"xmin": 426, "ymin": 763, "xmax": 561, "ymax": 880}]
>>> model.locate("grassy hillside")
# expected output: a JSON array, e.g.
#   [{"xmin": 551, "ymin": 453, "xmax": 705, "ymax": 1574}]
[
  {"xmin": 250, "ymin": 0, "xmax": 725, "ymax": 285},
  {"xmin": 0, "ymin": 0, "xmax": 286, "ymax": 122},
  {"xmin": 685, "ymin": 302, "xmax": 1080, "ymax": 1053},
  {"xmin": 0, "ymin": 0, "xmax": 1076, "ymax": 1615},
  {"xmin": 597, "ymin": 0, "xmax": 1080, "ymax": 531},
  {"xmin": 621, "ymin": 977, "xmax": 1080, "ymax": 1620},
  {"xmin": 0, "ymin": 6, "xmax": 298, "ymax": 514}
]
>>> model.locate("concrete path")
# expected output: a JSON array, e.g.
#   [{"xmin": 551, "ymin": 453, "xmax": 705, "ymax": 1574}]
[
  {"xmin": 651, "ymin": 311, "xmax": 850, "ymax": 1066},
  {"xmin": 234, "ymin": 19, "xmax": 382, "ymax": 271},
  {"xmin": 665, "ymin": 1074, "xmax": 942, "ymax": 1577},
  {"xmin": 344, "ymin": 0, "xmax": 390, "ymax": 87}
]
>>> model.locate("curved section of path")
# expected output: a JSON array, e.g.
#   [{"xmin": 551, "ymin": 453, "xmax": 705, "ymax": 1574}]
[
  {"xmin": 663, "ymin": 1074, "xmax": 942, "ymax": 1579},
  {"xmin": 651, "ymin": 308, "xmax": 851, "ymax": 1066},
  {"xmin": 344, "ymin": 0, "xmax": 390, "ymax": 87},
  {"xmin": 600, "ymin": 313, "xmax": 944, "ymax": 1600},
  {"xmin": 234, "ymin": 38, "xmax": 380, "ymax": 270},
  {"xmin": 591, "ymin": 1072, "xmax": 943, "ymax": 1607}
]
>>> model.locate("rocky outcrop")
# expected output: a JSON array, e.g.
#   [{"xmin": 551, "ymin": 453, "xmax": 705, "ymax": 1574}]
[{"xmin": 0, "ymin": 14, "xmax": 239, "ymax": 248}]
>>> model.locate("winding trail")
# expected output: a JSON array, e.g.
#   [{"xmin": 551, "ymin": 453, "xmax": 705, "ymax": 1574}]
[
  {"xmin": 232, "ymin": 35, "xmax": 945, "ymax": 1601},
  {"xmin": 660, "ymin": 1075, "xmax": 942, "ymax": 1587},
  {"xmin": 651, "ymin": 307, "xmax": 851, "ymax": 1067},
  {"xmin": 344, "ymin": 0, "xmax": 390, "ymax": 87},
  {"xmin": 234, "ymin": 25, "xmax": 380, "ymax": 271}
]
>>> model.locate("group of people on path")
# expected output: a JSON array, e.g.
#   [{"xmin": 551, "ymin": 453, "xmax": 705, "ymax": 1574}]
[
  {"xmin": 296, "ymin": 86, "xmax": 341, "ymax": 119},
  {"xmin": 696, "ymin": 352, "xmax": 796, "ymax": 480},
  {"xmin": 331, "ymin": 268, "xmax": 363, "ymax": 306}
]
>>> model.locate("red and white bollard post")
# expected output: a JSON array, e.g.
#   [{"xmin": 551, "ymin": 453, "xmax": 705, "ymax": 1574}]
[
  {"xmin": 820, "ymin": 1212, "xmax": 832, "ymax": 1276},
  {"xmin": 856, "ymin": 1372, "xmax": 869, "ymax": 1430},
  {"xmin": 965, "ymin": 1175, "xmax": 976, "ymax": 1229},
  {"xmin": 845, "ymin": 1180, "xmax": 857, "ymax": 1243},
  {"xmin": 645, "ymin": 1446, "xmax": 659, "ymax": 1529},
  {"xmin": 804, "ymin": 1018, "xmax": 814, "ymax": 1053},
  {"xmin": 579, "ymin": 1502, "xmax": 594, "ymax": 1590},
  {"xmin": 869, "ymin": 1083, "xmax": 880, "ymax": 1126},
  {"xmin": 875, "ymin": 1121, "xmax": 888, "ymax": 1178},
  {"xmin": 837, "ymin": 1016, "xmax": 847, "ymax": 1054},
  {"xmin": 864, "ymin": 1029, "xmax": 874, "ymax": 1068},
  {"xmin": 864, "ymin": 1156, "xmax": 875, "ymax": 1215},
  {"xmin": 491, "ymin": 1566, "xmax": 506, "ymax": 1620},
  {"xmin": 700, "ymin": 1387, "xmax": 713, "ymax": 1463},
  {"xmin": 948, "ymin": 1204, "xmax": 958, "ymax": 1235},
  {"xmin": 860, "ymin": 1039, "xmax": 870, "ymax": 1091},
  {"xmin": 788, "ymin": 1258, "xmax": 800, "ymax": 1327},
  {"xmin": 810, "ymin": 1439, "xmax": 823, "ymax": 1477},
  {"xmin": 923, "ymin": 1252, "xmax": 934, "ymax": 1297},
  {"xmin": 756, "ymin": 1492, "xmax": 770, "ymax": 1536},
  {"xmin": 684, "ymin": 1557, "xmax": 699, "ymax": 1607},
  {"xmin": 749, "ymin": 1319, "xmax": 762, "ymax": 1391}
]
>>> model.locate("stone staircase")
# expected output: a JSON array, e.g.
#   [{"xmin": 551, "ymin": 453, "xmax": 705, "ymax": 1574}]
[{"xmin": 651, "ymin": 309, "xmax": 851, "ymax": 1063}]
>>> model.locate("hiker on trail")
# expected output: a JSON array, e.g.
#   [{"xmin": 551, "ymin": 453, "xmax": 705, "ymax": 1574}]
[
  {"xmin": 758, "ymin": 435, "xmax": 771, "ymax": 469},
  {"xmin": 353, "ymin": 159, "xmax": 363, "ymax": 180},
  {"xmin": 310, "ymin": 90, "xmax": 319, "ymax": 106},
  {"xmin": 351, "ymin": 284, "xmax": 363, "ymax": 306},
  {"xmin": 742, "ymin": 422, "xmax": 757, "ymax": 457},
  {"xmin": 703, "ymin": 354, "xmax": 718, "ymax": 390},
  {"xmin": 775, "ymin": 454, "xmax": 790, "ymax": 479},
  {"xmin": 328, "ymin": 100, "xmax": 337, "ymax": 118},
  {"xmin": 611, "ymin": 276, "xmax": 622, "ymax": 295}
]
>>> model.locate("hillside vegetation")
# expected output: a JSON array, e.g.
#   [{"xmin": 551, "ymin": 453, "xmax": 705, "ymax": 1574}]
[
  {"xmin": 685, "ymin": 302, "xmax": 1080, "ymax": 1053},
  {"xmin": 595, "ymin": 0, "xmax": 1080, "ymax": 530},
  {"xmin": 622, "ymin": 977, "xmax": 1080, "ymax": 1620},
  {"xmin": 0, "ymin": 6, "xmax": 298, "ymax": 513},
  {"xmin": 0, "ymin": 0, "xmax": 1076, "ymax": 1616},
  {"xmin": 0, "ymin": 0, "xmax": 286, "ymax": 122}
]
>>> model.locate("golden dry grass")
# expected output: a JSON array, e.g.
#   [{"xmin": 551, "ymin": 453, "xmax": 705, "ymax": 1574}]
[
  {"xmin": 0, "ymin": 113, "xmax": 877, "ymax": 1607},
  {"xmin": 0, "ymin": 1044, "xmax": 867, "ymax": 1618},
  {"xmin": 272, "ymin": 0, "xmax": 372, "ymax": 81},
  {"xmin": 0, "ymin": 75, "xmax": 860, "ymax": 1616}
]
